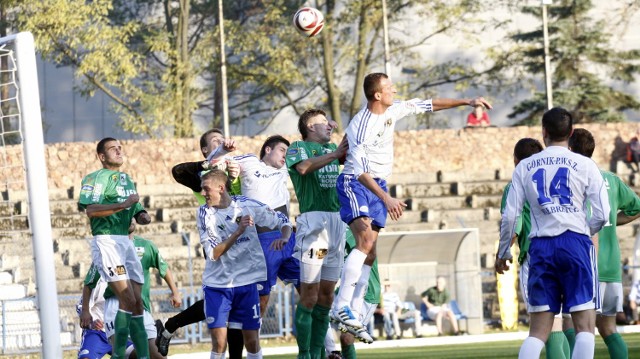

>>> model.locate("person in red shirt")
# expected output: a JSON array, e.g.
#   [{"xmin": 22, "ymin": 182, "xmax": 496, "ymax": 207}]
[{"xmin": 466, "ymin": 104, "xmax": 490, "ymax": 127}]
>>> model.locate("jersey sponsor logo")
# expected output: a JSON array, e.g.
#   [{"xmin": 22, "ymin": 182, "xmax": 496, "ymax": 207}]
[
  {"xmin": 287, "ymin": 148, "xmax": 299, "ymax": 156},
  {"xmin": 116, "ymin": 187, "xmax": 137, "ymax": 198},
  {"xmin": 119, "ymin": 173, "xmax": 127, "ymax": 186},
  {"xmin": 91, "ymin": 184, "xmax": 103, "ymax": 201},
  {"xmin": 80, "ymin": 184, "xmax": 94, "ymax": 192},
  {"xmin": 253, "ymin": 170, "xmax": 282, "ymax": 179},
  {"xmin": 236, "ymin": 236, "xmax": 250, "ymax": 244},
  {"xmin": 115, "ymin": 265, "xmax": 126, "ymax": 275},
  {"xmin": 308, "ymin": 248, "xmax": 328, "ymax": 259}
]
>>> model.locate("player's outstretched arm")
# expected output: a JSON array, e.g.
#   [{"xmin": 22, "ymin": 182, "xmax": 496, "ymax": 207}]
[
  {"xmin": 294, "ymin": 138, "xmax": 347, "ymax": 175},
  {"xmin": 85, "ymin": 194, "xmax": 140, "ymax": 218},
  {"xmin": 432, "ymin": 97, "xmax": 492, "ymax": 112}
]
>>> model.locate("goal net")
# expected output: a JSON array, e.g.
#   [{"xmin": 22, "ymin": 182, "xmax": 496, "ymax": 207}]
[{"xmin": 0, "ymin": 32, "xmax": 61, "ymax": 356}]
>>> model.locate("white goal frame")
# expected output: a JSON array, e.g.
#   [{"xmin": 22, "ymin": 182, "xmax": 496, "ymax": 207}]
[{"xmin": 1, "ymin": 32, "xmax": 61, "ymax": 357}]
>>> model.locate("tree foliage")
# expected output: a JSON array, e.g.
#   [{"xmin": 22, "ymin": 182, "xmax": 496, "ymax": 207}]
[
  {"xmin": 13, "ymin": 0, "xmax": 509, "ymax": 137},
  {"xmin": 507, "ymin": 0, "xmax": 640, "ymax": 124}
]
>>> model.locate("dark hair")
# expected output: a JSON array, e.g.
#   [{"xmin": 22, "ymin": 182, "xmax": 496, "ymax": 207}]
[
  {"xmin": 568, "ymin": 128, "xmax": 595, "ymax": 158},
  {"xmin": 542, "ymin": 107, "xmax": 573, "ymax": 142},
  {"xmin": 298, "ymin": 109, "xmax": 327, "ymax": 140},
  {"xmin": 199, "ymin": 129, "xmax": 224, "ymax": 150},
  {"xmin": 513, "ymin": 138, "xmax": 543, "ymax": 162},
  {"xmin": 96, "ymin": 137, "xmax": 117, "ymax": 154},
  {"xmin": 364, "ymin": 73, "xmax": 388, "ymax": 101},
  {"xmin": 260, "ymin": 135, "xmax": 290, "ymax": 159},
  {"xmin": 200, "ymin": 168, "xmax": 228, "ymax": 185}
]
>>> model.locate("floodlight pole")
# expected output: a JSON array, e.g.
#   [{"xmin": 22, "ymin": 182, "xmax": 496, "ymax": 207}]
[
  {"xmin": 218, "ymin": 0, "xmax": 230, "ymax": 136},
  {"xmin": 381, "ymin": 0, "xmax": 391, "ymax": 75},
  {"xmin": 542, "ymin": 0, "xmax": 553, "ymax": 109}
]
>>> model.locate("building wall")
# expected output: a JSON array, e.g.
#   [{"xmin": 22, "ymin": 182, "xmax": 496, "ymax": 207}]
[{"xmin": 6, "ymin": 122, "xmax": 635, "ymax": 191}]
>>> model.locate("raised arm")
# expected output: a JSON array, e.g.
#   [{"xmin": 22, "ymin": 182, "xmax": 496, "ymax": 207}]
[{"xmin": 432, "ymin": 97, "xmax": 492, "ymax": 112}]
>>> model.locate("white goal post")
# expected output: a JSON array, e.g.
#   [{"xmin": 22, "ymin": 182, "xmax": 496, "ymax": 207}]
[{"xmin": 0, "ymin": 32, "xmax": 61, "ymax": 357}]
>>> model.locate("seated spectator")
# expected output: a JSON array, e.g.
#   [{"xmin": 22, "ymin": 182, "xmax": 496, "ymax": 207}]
[
  {"xmin": 421, "ymin": 276, "xmax": 460, "ymax": 336},
  {"xmin": 466, "ymin": 104, "xmax": 490, "ymax": 127},
  {"xmin": 627, "ymin": 130, "xmax": 640, "ymax": 172},
  {"xmin": 630, "ymin": 279, "xmax": 640, "ymax": 324},
  {"xmin": 382, "ymin": 281, "xmax": 422, "ymax": 339}
]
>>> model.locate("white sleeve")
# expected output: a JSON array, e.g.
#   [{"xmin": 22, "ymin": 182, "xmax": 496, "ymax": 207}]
[
  {"xmin": 250, "ymin": 201, "xmax": 292, "ymax": 232},
  {"xmin": 390, "ymin": 99, "xmax": 433, "ymax": 120},
  {"xmin": 498, "ymin": 167, "xmax": 525, "ymax": 260},
  {"xmin": 197, "ymin": 206, "xmax": 222, "ymax": 261},
  {"xmin": 585, "ymin": 164, "xmax": 610, "ymax": 235}
]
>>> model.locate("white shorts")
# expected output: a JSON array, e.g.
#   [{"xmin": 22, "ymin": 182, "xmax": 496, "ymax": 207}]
[
  {"xmin": 91, "ymin": 235, "xmax": 144, "ymax": 284},
  {"xmin": 104, "ymin": 297, "xmax": 156, "ymax": 339},
  {"xmin": 293, "ymin": 211, "xmax": 346, "ymax": 283},
  {"xmin": 598, "ymin": 282, "xmax": 623, "ymax": 316}
]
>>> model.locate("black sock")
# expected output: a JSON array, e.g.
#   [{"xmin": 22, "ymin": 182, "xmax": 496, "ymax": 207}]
[
  {"xmin": 165, "ymin": 299, "xmax": 205, "ymax": 333},
  {"xmin": 227, "ymin": 328, "xmax": 244, "ymax": 359}
]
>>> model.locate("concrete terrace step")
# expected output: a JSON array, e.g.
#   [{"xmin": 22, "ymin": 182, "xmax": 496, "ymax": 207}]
[
  {"xmin": 145, "ymin": 194, "xmax": 201, "ymax": 209},
  {"xmin": 452, "ymin": 180, "xmax": 509, "ymax": 196},
  {"xmin": 3, "ymin": 187, "xmax": 73, "ymax": 202},
  {"xmin": 422, "ymin": 208, "xmax": 496, "ymax": 223},
  {"xmin": 404, "ymin": 196, "xmax": 470, "ymax": 211},
  {"xmin": 468, "ymin": 194, "xmax": 503, "ymax": 208},
  {"xmin": 0, "ymin": 215, "xmax": 28, "ymax": 231},
  {"xmin": 390, "ymin": 183, "xmax": 453, "ymax": 198},
  {"xmin": 388, "ymin": 169, "xmax": 507, "ymax": 184}
]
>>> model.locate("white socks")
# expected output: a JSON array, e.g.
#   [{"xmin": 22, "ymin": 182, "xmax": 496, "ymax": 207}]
[
  {"xmin": 210, "ymin": 351, "xmax": 225, "ymax": 359},
  {"xmin": 335, "ymin": 249, "xmax": 367, "ymax": 308},
  {"xmin": 351, "ymin": 264, "xmax": 372, "ymax": 318},
  {"xmin": 246, "ymin": 349, "xmax": 263, "ymax": 359},
  {"xmin": 518, "ymin": 336, "xmax": 545, "ymax": 359},
  {"xmin": 572, "ymin": 332, "xmax": 595, "ymax": 359}
]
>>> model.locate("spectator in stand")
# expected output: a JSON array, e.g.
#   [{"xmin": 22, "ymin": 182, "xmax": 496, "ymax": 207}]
[
  {"xmin": 421, "ymin": 276, "xmax": 460, "ymax": 336},
  {"xmin": 466, "ymin": 104, "xmax": 490, "ymax": 127},
  {"xmin": 382, "ymin": 281, "xmax": 422, "ymax": 340},
  {"xmin": 626, "ymin": 129, "xmax": 640, "ymax": 172}
]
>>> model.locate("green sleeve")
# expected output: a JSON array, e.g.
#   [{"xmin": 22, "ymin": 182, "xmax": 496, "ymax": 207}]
[
  {"xmin": 83, "ymin": 264, "xmax": 101, "ymax": 289},
  {"xmin": 616, "ymin": 177, "xmax": 640, "ymax": 216},
  {"xmin": 229, "ymin": 177, "xmax": 242, "ymax": 196},
  {"xmin": 285, "ymin": 142, "xmax": 307, "ymax": 171},
  {"xmin": 151, "ymin": 241, "xmax": 169, "ymax": 278}
]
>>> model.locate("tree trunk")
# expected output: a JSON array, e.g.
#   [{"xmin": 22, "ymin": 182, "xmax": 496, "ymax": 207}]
[
  {"xmin": 321, "ymin": 0, "xmax": 342, "ymax": 131},
  {"xmin": 175, "ymin": 0, "xmax": 192, "ymax": 137},
  {"xmin": 349, "ymin": 1, "xmax": 372, "ymax": 120}
]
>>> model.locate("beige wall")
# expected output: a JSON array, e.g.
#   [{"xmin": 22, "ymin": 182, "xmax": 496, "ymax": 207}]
[{"xmin": 2, "ymin": 122, "xmax": 638, "ymax": 191}]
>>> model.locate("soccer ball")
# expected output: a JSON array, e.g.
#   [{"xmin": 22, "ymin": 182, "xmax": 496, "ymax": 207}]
[{"xmin": 293, "ymin": 7, "xmax": 325, "ymax": 38}]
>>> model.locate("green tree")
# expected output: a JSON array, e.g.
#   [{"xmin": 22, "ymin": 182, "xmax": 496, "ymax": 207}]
[
  {"xmin": 507, "ymin": 0, "xmax": 640, "ymax": 124},
  {"xmin": 15, "ymin": 0, "xmax": 508, "ymax": 137}
]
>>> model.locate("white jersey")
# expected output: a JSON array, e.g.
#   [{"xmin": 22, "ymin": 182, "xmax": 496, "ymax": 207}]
[
  {"xmin": 233, "ymin": 154, "xmax": 290, "ymax": 212},
  {"xmin": 499, "ymin": 146, "xmax": 610, "ymax": 259},
  {"xmin": 76, "ymin": 278, "xmax": 108, "ymax": 325},
  {"xmin": 197, "ymin": 195, "xmax": 292, "ymax": 288},
  {"xmin": 342, "ymin": 99, "xmax": 433, "ymax": 180},
  {"xmin": 382, "ymin": 291, "xmax": 403, "ymax": 313}
]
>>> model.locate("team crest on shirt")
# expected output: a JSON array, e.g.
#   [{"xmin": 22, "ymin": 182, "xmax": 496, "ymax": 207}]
[
  {"xmin": 119, "ymin": 174, "xmax": 127, "ymax": 186},
  {"xmin": 311, "ymin": 150, "xmax": 317, "ymax": 156},
  {"xmin": 386, "ymin": 118, "xmax": 393, "ymax": 126},
  {"xmin": 111, "ymin": 174, "xmax": 118, "ymax": 182},
  {"xmin": 135, "ymin": 246, "xmax": 145, "ymax": 258}
]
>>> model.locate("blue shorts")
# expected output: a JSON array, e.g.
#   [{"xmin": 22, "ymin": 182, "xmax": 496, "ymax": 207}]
[
  {"xmin": 337, "ymin": 173, "xmax": 388, "ymax": 228},
  {"xmin": 527, "ymin": 231, "xmax": 598, "ymax": 314},
  {"xmin": 77, "ymin": 329, "xmax": 133, "ymax": 359},
  {"xmin": 257, "ymin": 230, "xmax": 300, "ymax": 296},
  {"xmin": 203, "ymin": 283, "xmax": 261, "ymax": 330}
]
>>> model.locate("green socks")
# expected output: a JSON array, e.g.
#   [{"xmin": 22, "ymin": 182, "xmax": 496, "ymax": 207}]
[
  {"xmin": 310, "ymin": 305, "xmax": 330, "ymax": 359},
  {"xmin": 130, "ymin": 314, "xmax": 149, "ymax": 359},
  {"xmin": 545, "ymin": 330, "xmax": 570, "ymax": 359},
  {"xmin": 341, "ymin": 343, "xmax": 357, "ymax": 359},
  {"xmin": 603, "ymin": 332, "xmax": 628, "ymax": 359},
  {"xmin": 564, "ymin": 328, "xmax": 576, "ymax": 358},
  {"xmin": 112, "ymin": 310, "xmax": 132, "ymax": 359},
  {"xmin": 296, "ymin": 304, "xmax": 313, "ymax": 359}
]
